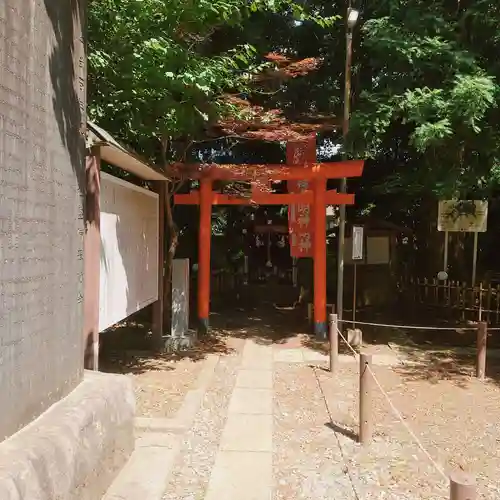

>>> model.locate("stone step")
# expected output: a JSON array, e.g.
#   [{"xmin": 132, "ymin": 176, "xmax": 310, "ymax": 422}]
[
  {"xmin": 102, "ymin": 354, "xmax": 222, "ymax": 500},
  {"xmin": 102, "ymin": 432, "xmax": 181, "ymax": 500}
]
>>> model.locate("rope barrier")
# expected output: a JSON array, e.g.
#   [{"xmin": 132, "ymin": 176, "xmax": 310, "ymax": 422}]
[
  {"xmin": 338, "ymin": 319, "xmax": 477, "ymax": 331},
  {"xmin": 338, "ymin": 318, "xmax": 500, "ymax": 331},
  {"xmin": 336, "ymin": 326, "xmax": 449, "ymax": 483}
]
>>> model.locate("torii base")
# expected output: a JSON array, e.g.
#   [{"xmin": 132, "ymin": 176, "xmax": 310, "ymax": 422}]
[
  {"xmin": 314, "ymin": 321, "xmax": 327, "ymax": 340},
  {"xmin": 198, "ymin": 317, "xmax": 209, "ymax": 336}
]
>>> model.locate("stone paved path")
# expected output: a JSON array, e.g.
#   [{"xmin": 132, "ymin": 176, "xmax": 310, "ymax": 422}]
[
  {"xmin": 105, "ymin": 340, "xmax": 400, "ymax": 500},
  {"xmin": 204, "ymin": 341, "xmax": 274, "ymax": 500}
]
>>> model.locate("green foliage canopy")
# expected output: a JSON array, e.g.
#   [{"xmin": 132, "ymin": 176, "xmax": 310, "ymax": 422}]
[
  {"xmin": 349, "ymin": 1, "xmax": 500, "ymax": 198},
  {"xmin": 88, "ymin": 0, "xmax": 335, "ymax": 160}
]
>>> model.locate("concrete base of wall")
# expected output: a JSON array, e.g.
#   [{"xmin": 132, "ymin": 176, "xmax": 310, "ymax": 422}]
[{"xmin": 0, "ymin": 370, "xmax": 135, "ymax": 500}]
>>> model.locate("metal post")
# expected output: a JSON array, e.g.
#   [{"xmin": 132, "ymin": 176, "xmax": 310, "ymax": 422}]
[
  {"xmin": 359, "ymin": 352, "xmax": 373, "ymax": 445},
  {"xmin": 472, "ymin": 231, "xmax": 478, "ymax": 286},
  {"xmin": 443, "ymin": 230, "xmax": 449, "ymax": 272},
  {"xmin": 336, "ymin": 24, "xmax": 354, "ymax": 324},
  {"xmin": 353, "ymin": 262, "xmax": 357, "ymax": 328},
  {"xmin": 329, "ymin": 314, "xmax": 339, "ymax": 373},
  {"xmin": 476, "ymin": 321, "xmax": 487, "ymax": 380},
  {"xmin": 478, "ymin": 282, "xmax": 483, "ymax": 323},
  {"xmin": 449, "ymin": 470, "xmax": 477, "ymax": 500},
  {"xmin": 307, "ymin": 303, "xmax": 313, "ymax": 324}
]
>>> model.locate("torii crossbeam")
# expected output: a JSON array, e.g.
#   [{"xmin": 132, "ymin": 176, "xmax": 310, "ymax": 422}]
[{"xmin": 173, "ymin": 146, "xmax": 364, "ymax": 338}]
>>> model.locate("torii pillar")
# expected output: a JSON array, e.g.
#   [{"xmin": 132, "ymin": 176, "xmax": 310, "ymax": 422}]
[
  {"xmin": 313, "ymin": 172, "xmax": 327, "ymax": 337},
  {"xmin": 287, "ymin": 136, "xmax": 327, "ymax": 338},
  {"xmin": 198, "ymin": 177, "xmax": 212, "ymax": 334}
]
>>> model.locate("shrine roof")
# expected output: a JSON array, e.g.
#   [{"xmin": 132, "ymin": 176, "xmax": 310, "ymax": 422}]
[{"xmin": 88, "ymin": 121, "xmax": 169, "ymax": 181}]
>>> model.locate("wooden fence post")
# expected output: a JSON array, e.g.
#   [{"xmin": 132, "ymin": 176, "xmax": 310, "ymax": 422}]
[
  {"xmin": 359, "ymin": 352, "xmax": 373, "ymax": 445},
  {"xmin": 329, "ymin": 314, "xmax": 338, "ymax": 373},
  {"xmin": 476, "ymin": 321, "xmax": 487, "ymax": 380},
  {"xmin": 449, "ymin": 470, "xmax": 476, "ymax": 500}
]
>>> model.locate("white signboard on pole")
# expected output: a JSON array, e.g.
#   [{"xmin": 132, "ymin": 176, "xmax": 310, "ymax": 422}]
[
  {"xmin": 437, "ymin": 200, "xmax": 488, "ymax": 232},
  {"xmin": 352, "ymin": 226, "xmax": 364, "ymax": 261}
]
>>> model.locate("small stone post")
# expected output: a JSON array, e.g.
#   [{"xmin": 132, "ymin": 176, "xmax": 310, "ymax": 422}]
[
  {"xmin": 359, "ymin": 352, "xmax": 373, "ymax": 446},
  {"xmin": 449, "ymin": 470, "xmax": 476, "ymax": 500},
  {"xmin": 329, "ymin": 314, "xmax": 338, "ymax": 373},
  {"xmin": 476, "ymin": 321, "xmax": 487, "ymax": 380}
]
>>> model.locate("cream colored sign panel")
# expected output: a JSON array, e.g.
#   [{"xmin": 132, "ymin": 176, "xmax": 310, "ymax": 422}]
[
  {"xmin": 438, "ymin": 200, "xmax": 488, "ymax": 232},
  {"xmin": 99, "ymin": 173, "xmax": 159, "ymax": 332}
]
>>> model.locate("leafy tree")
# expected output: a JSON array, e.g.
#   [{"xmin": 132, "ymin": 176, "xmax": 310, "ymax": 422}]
[
  {"xmin": 89, "ymin": 0, "xmax": 500, "ymax": 297},
  {"xmin": 226, "ymin": 0, "xmax": 500, "ymax": 275},
  {"xmin": 350, "ymin": 1, "xmax": 500, "ymax": 198},
  {"xmin": 347, "ymin": 1, "xmax": 500, "ymax": 275},
  {"xmin": 88, "ymin": 0, "xmax": 337, "ymax": 323}
]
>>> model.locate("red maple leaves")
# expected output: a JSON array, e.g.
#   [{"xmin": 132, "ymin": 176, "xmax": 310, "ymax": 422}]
[{"xmin": 214, "ymin": 53, "xmax": 338, "ymax": 141}]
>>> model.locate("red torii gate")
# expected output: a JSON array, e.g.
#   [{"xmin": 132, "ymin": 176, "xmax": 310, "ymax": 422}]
[{"xmin": 173, "ymin": 143, "xmax": 364, "ymax": 337}]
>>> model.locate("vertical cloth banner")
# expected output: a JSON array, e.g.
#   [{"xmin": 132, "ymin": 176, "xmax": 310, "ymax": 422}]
[{"xmin": 287, "ymin": 136, "xmax": 316, "ymax": 258}]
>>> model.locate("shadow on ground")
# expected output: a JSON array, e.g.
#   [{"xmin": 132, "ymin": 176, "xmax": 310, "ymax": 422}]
[
  {"xmin": 389, "ymin": 342, "xmax": 500, "ymax": 388},
  {"xmin": 322, "ymin": 307, "xmax": 500, "ymax": 388},
  {"xmin": 100, "ymin": 308, "xmax": 233, "ymax": 375},
  {"xmin": 99, "ymin": 298, "xmax": 500, "ymax": 387},
  {"xmin": 209, "ymin": 302, "xmax": 311, "ymax": 345}
]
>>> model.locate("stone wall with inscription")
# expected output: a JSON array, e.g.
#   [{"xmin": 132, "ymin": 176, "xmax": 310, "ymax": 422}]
[{"xmin": 0, "ymin": 1, "xmax": 86, "ymax": 439}]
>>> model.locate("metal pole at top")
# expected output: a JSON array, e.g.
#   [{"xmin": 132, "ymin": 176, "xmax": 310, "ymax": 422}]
[
  {"xmin": 336, "ymin": 9, "xmax": 355, "ymax": 324},
  {"xmin": 443, "ymin": 230, "xmax": 449, "ymax": 272},
  {"xmin": 472, "ymin": 231, "xmax": 479, "ymax": 286}
]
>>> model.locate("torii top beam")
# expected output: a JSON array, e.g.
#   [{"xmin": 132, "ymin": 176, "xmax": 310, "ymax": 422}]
[{"xmin": 170, "ymin": 160, "xmax": 364, "ymax": 181}]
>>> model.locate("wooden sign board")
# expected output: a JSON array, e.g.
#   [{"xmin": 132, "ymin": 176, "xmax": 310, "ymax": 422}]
[
  {"xmin": 287, "ymin": 139, "xmax": 315, "ymax": 258},
  {"xmin": 438, "ymin": 200, "xmax": 488, "ymax": 232}
]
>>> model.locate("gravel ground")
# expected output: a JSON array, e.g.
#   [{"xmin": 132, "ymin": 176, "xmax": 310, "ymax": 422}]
[
  {"xmin": 162, "ymin": 351, "xmax": 242, "ymax": 500},
  {"xmin": 100, "ymin": 316, "xmax": 239, "ymax": 418},
  {"xmin": 102, "ymin": 307, "xmax": 500, "ymax": 499},
  {"xmin": 133, "ymin": 357, "xmax": 204, "ymax": 418},
  {"xmin": 312, "ymin": 359, "xmax": 500, "ymax": 499},
  {"xmin": 100, "ymin": 350, "xmax": 204, "ymax": 418},
  {"xmin": 274, "ymin": 362, "xmax": 359, "ymax": 500}
]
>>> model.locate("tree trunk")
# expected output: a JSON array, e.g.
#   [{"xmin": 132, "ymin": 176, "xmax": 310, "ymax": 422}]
[
  {"xmin": 158, "ymin": 136, "xmax": 179, "ymax": 333},
  {"xmin": 159, "ymin": 136, "xmax": 189, "ymax": 332},
  {"xmin": 163, "ymin": 184, "xmax": 178, "ymax": 329}
]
